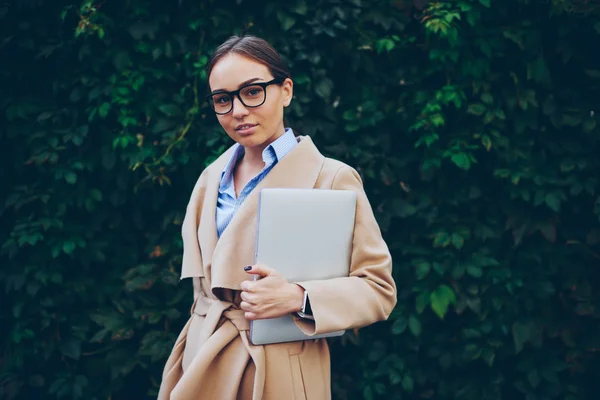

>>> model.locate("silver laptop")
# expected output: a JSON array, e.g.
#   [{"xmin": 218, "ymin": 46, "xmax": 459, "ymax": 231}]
[{"xmin": 249, "ymin": 188, "xmax": 356, "ymax": 345}]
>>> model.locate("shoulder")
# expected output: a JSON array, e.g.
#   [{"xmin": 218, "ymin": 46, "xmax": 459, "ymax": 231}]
[
  {"xmin": 325, "ymin": 157, "xmax": 361, "ymax": 180},
  {"xmin": 316, "ymin": 156, "xmax": 363, "ymax": 188}
]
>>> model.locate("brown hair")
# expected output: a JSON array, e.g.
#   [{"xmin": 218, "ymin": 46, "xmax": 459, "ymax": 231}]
[{"xmin": 206, "ymin": 35, "xmax": 291, "ymax": 86}]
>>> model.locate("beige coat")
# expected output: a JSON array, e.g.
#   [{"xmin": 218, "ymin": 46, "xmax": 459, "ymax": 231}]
[{"xmin": 158, "ymin": 136, "xmax": 397, "ymax": 400}]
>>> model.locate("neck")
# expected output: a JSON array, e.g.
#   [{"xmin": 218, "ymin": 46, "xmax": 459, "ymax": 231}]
[
  {"xmin": 242, "ymin": 126, "xmax": 286, "ymax": 167},
  {"xmin": 242, "ymin": 146, "xmax": 265, "ymax": 167}
]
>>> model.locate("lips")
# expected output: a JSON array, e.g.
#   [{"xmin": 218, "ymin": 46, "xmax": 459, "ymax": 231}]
[
  {"xmin": 235, "ymin": 123, "xmax": 258, "ymax": 131},
  {"xmin": 235, "ymin": 123, "xmax": 258, "ymax": 136}
]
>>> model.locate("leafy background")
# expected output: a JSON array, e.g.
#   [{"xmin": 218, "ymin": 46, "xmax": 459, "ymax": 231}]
[{"xmin": 2, "ymin": 0, "xmax": 600, "ymax": 399}]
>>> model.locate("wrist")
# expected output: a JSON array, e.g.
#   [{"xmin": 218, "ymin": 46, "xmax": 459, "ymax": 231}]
[{"xmin": 289, "ymin": 283, "xmax": 305, "ymax": 313}]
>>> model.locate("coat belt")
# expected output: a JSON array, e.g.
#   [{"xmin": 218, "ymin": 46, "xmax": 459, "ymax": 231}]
[{"xmin": 189, "ymin": 295, "xmax": 266, "ymax": 400}]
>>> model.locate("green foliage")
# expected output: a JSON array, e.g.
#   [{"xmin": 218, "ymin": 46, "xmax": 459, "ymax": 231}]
[{"xmin": 2, "ymin": 0, "xmax": 600, "ymax": 399}]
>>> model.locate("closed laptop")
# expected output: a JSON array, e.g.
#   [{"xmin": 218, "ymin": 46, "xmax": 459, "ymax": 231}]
[{"xmin": 249, "ymin": 188, "xmax": 356, "ymax": 345}]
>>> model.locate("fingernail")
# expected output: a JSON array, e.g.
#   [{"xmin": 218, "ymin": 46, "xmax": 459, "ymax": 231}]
[{"xmin": 244, "ymin": 266, "xmax": 252, "ymax": 271}]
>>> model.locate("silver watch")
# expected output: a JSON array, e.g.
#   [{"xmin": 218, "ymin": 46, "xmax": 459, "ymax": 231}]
[{"xmin": 296, "ymin": 289, "xmax": 315, "ymax": 320}]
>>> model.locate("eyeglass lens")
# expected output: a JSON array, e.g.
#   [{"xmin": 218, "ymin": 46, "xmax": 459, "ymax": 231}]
[{"xmin": 211, "ymin": 85, "xmax": 266, "ymax": 114}]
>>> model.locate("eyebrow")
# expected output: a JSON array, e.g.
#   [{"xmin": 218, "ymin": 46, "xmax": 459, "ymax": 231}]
[{"xmin": 211, "ymin": 77, "xmax": 264, "ymax": 94}]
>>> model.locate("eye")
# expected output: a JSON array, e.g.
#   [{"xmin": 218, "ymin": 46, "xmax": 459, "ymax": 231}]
[
  {"xmin": 214, "ymin": 94, "xmax": 231, "ymax": 104},
  {"xmin": 243, "ymin": 86, "xmax": 263, "ymax": 98}
]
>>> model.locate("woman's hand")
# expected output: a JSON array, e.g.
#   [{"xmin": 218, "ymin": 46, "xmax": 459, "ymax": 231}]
[{"xmin": 239, "ymin": 264, "xmax": 304, "ymax": 320}]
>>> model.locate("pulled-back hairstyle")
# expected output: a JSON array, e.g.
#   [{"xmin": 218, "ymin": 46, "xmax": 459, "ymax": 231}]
[{"xmin": 206, "ymin": 35, "xmax": 291, "ymax": 86}]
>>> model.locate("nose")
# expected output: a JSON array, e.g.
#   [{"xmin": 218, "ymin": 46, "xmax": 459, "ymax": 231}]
[{"xmin": 231, "ymin": 95, "xmax": 249, "ymax": 119}]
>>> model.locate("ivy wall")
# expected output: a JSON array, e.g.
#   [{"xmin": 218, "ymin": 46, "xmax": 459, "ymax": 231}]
[{"xmin": 2, "ymin": 0, "xmax": 600, "ymax": 399}]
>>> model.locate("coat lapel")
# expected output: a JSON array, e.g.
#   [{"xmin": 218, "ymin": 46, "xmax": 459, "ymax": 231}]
[
  {"xmin": 180, "ymin": 145, "xmax": 234, "ymax": 280},
  {"xmin": 196, "ymin": 147, "xmax": 235, "ymax": 282},
  {"xmin": 209, "ymin": 136, "xmax": 325, "ymax": 293}
]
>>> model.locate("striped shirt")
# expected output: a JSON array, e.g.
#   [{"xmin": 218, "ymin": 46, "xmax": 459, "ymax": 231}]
[{"xmin": 216, "ymin": 128, "xmax": 298, "ymax": 237}]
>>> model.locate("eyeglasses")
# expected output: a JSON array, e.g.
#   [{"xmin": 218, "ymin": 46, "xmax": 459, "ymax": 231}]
[{"xmin": 206, "ymin": 78, "xmax": 283, "ymax": 115}]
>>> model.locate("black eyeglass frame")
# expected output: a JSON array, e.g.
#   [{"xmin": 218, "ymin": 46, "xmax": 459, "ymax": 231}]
[{"xmin": 206, "ymin": 78, "xmax": 284, "ymax": 115}]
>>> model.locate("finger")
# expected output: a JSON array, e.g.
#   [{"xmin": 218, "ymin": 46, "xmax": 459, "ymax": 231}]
[
  {"xmin": 240, "ymin": 291, "xmax": 256, "ymax": 304},
  {"xmin": 240, "ymin": 301, "xmax": 253, "ymax": 312},
  {"xmin": 245, "ymin": 263, "xmax": 275, "ymax": 278},
  {"xmin": 244, "ymin": 311, "xmax": 258, "ymax": 320},
  {"xmin": 240, "ymin": 280, "xmax": 254, "ymax": 292}
]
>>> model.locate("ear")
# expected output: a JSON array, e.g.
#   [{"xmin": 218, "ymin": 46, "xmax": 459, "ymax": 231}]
[{"xmin": 281, "ymin": 78, "xmax": 294, "ymax": 107}]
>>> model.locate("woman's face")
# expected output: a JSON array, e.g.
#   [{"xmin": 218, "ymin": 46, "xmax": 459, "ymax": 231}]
[{"xmin": 208, "ymin": 53, "xmax": 293, "ymax": 150}]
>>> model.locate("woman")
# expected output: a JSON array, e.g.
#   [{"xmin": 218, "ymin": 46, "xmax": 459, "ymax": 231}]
[{"xmin": 158, "ymin": 35, "xmax": 397, "ymax": 400}]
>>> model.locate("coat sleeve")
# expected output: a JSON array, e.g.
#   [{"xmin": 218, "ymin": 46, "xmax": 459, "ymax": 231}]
[{"xmin": 293, "ymin": 165, "xmax": 397, "ymax": 335}]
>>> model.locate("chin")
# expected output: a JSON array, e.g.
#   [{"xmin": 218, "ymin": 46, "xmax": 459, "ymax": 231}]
[
  {"xmin": 236, "ymin": 134, "xmax": 268, "ymax": 148},
  {"xmin": 234, "ymin": 133, "xmax": 255, "ymax": 143}
]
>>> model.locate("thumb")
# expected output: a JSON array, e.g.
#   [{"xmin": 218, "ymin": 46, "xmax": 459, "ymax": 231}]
[{"xmin": 244, "ymin": 264, "xmax": 275, "ymax": 278}]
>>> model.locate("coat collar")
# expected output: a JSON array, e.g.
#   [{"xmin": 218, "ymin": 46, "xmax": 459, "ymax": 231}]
[{"xmin": 182, "ymin": 135, "xmax": 325, "ymax": 295}]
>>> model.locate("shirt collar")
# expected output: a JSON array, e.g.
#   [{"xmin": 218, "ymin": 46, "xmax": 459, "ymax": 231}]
[{"xmin": 219, "ymin": 127, "xmax": 297, "ymax": 190}]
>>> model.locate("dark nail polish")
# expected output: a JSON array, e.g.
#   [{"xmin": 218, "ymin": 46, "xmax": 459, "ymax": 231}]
[{"xmin": 244, "ymin": 266, "xmax": 252, "ymax": 271}]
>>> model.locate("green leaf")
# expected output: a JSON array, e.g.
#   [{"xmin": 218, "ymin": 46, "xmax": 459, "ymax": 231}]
[
  {"xmin": 90, "ymin": 189, "xmax": 103, "ymax": 202},
  {"xmin": 129, "ymin": 22, "xmax": 158, "ymax": 40},
  {"xmin": 527, "ymin": 55, "xmax": 551, "ymax": 84},
  {"xmin": 392, "ymin": 317, "xmax": 407, "ymax": 335},
  {"xmin": 585, "ymin": 69, "xmax": 600, "ymax": 78},
  {"xmin": 481, "ymin": 135, "xmax": 492, "ymax": 151},
  {"xmin": 315, "ymin": 79, "xmax": 333, "ymax": 99},
  {"xmin": 481, "ymin": 93, "xmax": 493, "ymax": 104},
  {"xmin": 374, "ymin": 383, "xmax": 386, "ymax": 394},
  {"xmin": 430, "ymin": 285, "xmax": 456, "ymax": 319},
  {"xmin": 433, "ymin": 232, "xmax": 451, "ymax": 248},
  {"xmin": 98, "ymin": 103, "xmax": 111, "ymax": 118},
  {"xmin": 467, "ymin": 265, "xmax": 483, "ymax": 278},
  {"xmin": 544, "ymin": 193, "xmax": 561, "ymax": 212},
  {"xmin": 415, "ymin": 292, "xmax": 429, "ymax": 314},
  {"xmin": 479, "ymin": 0, "xmax": 491, "ymax": 7},
  {"xmin": 391, "ymin": 198, "xmax": 417, "ymax": 218},
  {"xmin": 60, "ymin": 339, "xmax": 81, "ymax": 360},
  {"xmin": 586, "ymin": 229, "xmax": 600, "ymax": 246},
  {"xmin": 512, "ymin": 321, "xmax": 534, "ymax": 354},
  {"xmin": 583, "ymin": 118, "xmax": 596, "ymax": 133},
  {"xmin": 452, "ymin": 263, "xmax": 466, "ymax": 279},
  {"xmin": 451, "ymin": 153, "xmax": 471, "ymax": 170},
  {"xmin": 389, "ymin": 369, "xmax": 402, "ymax": 385},
  {"xmin": 463, "ymin": 328, "xmax": 482, "ymax": 339},
  {"xmin": 451, "ymin": 233, "xmax": 464, "ymax": 249},
  {"xmin": 467, "ymin": 103, "xmax": 486, "ymax": 116},
  {"xmin": 539, "ymin": 222, "xmax": 556, "ymax": 243},
  {"xmin": 158, "ymin": 104, "xmax": 183, "ymax": 117},
  {"xmin": 37, "ymin": 111, "xmax": 53, "ymax": 122},
  {"xmin": 292, "ymin": 1, "xmax": 308, "ymax": 15},
  {"xmin": 482, "ymin": 349, "xmax": 495, "ymax": 367},
  {"xmin": 62, "ymin": 241, "xmax": 76, "ymax": 255},
  {"xmin": 415, "ymin": 261, "xmax": 431, "ymax": 280},
  {"xmin": 408, "ymin": 315, "xmax": 422, "ymax": 337},
  {"xmin": 563, "ymin": 113, "xmax": 582, "ymax": 127},
  {"xmin": 277, "ymin": 11, "xmax": 296, "ymax": 31},
  {"xmin": 65, "ymin": 172, "xmax": 77, "ymax": 184},
  {"xmin": 528, "ymin": 369, "xmax": 540, "ymax": 388},
  {"xmin": 363, "ymin": 386, "xmax": 374, "ymax": 400},
  {"xmin": 375, "ymin": 38, "xmax": 395, "ymax": 54},
  {"xmin": 402, "ymin": 375, "xmax": 414, "ymax": 392},
  {"xmin": 90, "ymin": 328, "xmax": 109, "ymax": 343}
]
